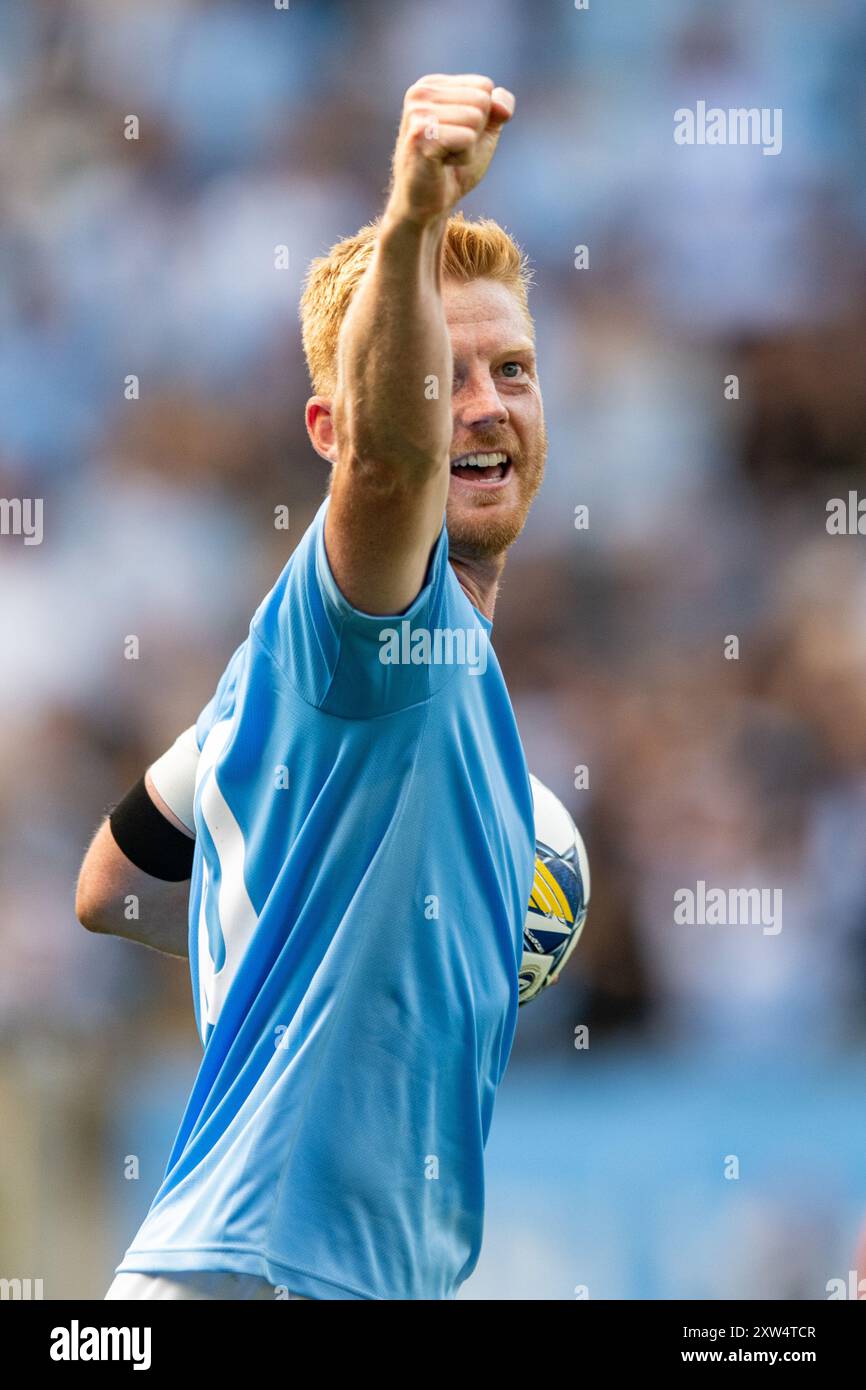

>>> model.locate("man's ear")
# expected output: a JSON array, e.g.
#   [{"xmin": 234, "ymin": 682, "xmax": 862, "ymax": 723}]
[{"xmin": 305, "ymin": 397, "xmax": 338, "ymax": 464}]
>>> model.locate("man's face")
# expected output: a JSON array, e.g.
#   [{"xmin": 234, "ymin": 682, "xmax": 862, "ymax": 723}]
[{"xmin": 443, "ymin": 277, "xmax": 546, "ymax": 559}]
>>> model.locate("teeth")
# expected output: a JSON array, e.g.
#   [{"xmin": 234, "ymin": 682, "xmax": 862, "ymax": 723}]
[{"xmin": 452, "ymin": 452, "xmax": 508, "ymax": 469}]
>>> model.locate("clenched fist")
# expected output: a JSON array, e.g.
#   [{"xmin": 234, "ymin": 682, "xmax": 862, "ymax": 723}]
[{"xmin": 387, "ymin": 73, "xmax": 515, "ymax": 225}]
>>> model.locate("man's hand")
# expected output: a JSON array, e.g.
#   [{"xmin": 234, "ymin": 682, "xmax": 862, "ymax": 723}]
[{"xmin": 388, "ymin": 74, "xmax": 515, "ymax": 225}]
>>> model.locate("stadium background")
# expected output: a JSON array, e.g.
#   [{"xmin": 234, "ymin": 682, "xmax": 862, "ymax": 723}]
[{"xmin": 2, "ymin": 0, "xmax": 866, "ymax": 1300}]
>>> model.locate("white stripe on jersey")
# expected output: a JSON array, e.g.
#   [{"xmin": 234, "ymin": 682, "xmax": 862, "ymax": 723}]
[{"xmin": 195, "ymin": 717, "xmax": 259, "ymax": 1033}]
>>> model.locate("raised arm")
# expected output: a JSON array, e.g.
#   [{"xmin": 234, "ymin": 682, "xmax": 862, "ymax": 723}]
[{"xmin": 323, "ymin": 73, "xmax": 514, "ymax": 615}]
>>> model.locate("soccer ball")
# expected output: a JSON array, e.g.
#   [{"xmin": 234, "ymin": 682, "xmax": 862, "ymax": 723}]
[{"xmin": 519, "ymin": 774, "xmax": 590, "ymax": 1005}]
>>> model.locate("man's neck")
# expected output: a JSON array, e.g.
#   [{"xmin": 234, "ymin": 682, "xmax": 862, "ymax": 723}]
[{"xmin": 449, "ymin": 552, "xmax": 506, "ymax": 623}]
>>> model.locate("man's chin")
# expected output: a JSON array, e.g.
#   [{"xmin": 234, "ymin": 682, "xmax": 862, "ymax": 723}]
[{"xmin": 445, "ymin": 499, "xmax": 530, "ymax": 559}]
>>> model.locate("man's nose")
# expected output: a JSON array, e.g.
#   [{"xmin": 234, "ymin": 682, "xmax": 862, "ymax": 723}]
[{"xmin": 454, "ymin": 375, "xmax": 508, "ymax": 430}]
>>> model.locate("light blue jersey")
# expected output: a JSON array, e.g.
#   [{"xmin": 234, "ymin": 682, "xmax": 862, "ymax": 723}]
[{"xmin": 117, "ymin": 497, "xmax": 534, "ymax": 1300}]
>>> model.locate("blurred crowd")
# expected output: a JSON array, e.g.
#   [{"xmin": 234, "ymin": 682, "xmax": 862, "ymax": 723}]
[{"xmin": 2, "ymin": 0, "xmax": 866, "ymax": 1296}]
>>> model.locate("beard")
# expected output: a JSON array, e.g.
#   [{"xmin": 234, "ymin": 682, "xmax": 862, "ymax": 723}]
[{"xmin": 445, "ymin": 419, "xmax": 547, "ymax": 560}]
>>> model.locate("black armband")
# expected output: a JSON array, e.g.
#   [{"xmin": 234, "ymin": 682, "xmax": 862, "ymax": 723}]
[{"xmin": 108, "ymin": 776, "xmax": 195, "ymax": 881}]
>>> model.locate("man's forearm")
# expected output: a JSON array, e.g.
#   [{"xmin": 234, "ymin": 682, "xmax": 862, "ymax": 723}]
[
  {"xmin": 76, "ymin": 817, "xmax": 191, "ymax": 958},
  {"xmin": 333, "ymin": 211, "xmax": 453, "ymax": 476}
]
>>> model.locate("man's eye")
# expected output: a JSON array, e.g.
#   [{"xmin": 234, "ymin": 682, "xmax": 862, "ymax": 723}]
[{"xmin": 500, "ymin": 362, "xmax": 524, "ymax": 379}]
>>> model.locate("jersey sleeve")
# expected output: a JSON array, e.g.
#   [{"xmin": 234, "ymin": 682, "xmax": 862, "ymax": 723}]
[
  {"xmin": 251, "ymin": 496, "xmax": 454, "ymax": 718},
  {"xmin": 194, "ymin": 639, "xmax": 249, "ymax": 752},
  {"xmin": 147, "ymin": 726, "xmax": 200, "ymax": 834}
]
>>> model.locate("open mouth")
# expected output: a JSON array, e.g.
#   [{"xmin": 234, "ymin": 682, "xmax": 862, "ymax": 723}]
[{"xmin": 449, "ymin": 450, "xmax": 512, "ymax": 485}]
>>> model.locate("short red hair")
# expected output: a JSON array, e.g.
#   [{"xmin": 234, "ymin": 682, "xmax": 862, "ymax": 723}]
[{"xmin": 299, "ymin": 211, "xmax": 534, "ymax": 398}]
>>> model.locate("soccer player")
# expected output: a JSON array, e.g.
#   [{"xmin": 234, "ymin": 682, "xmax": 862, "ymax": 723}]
[{"xmin": 78, "ymin": 73, "xmax": 547, "ymax": 1300}]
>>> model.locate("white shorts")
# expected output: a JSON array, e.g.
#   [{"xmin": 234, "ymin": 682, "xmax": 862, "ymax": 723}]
[{"xmin": 105, "ymin": 1271, "xmax": 309, "ymax": 1300}]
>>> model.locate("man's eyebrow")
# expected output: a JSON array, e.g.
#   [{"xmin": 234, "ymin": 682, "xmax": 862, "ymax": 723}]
[{"xmin": 498, "ymin": 344, "xmax": 536, "ymax": 360}]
